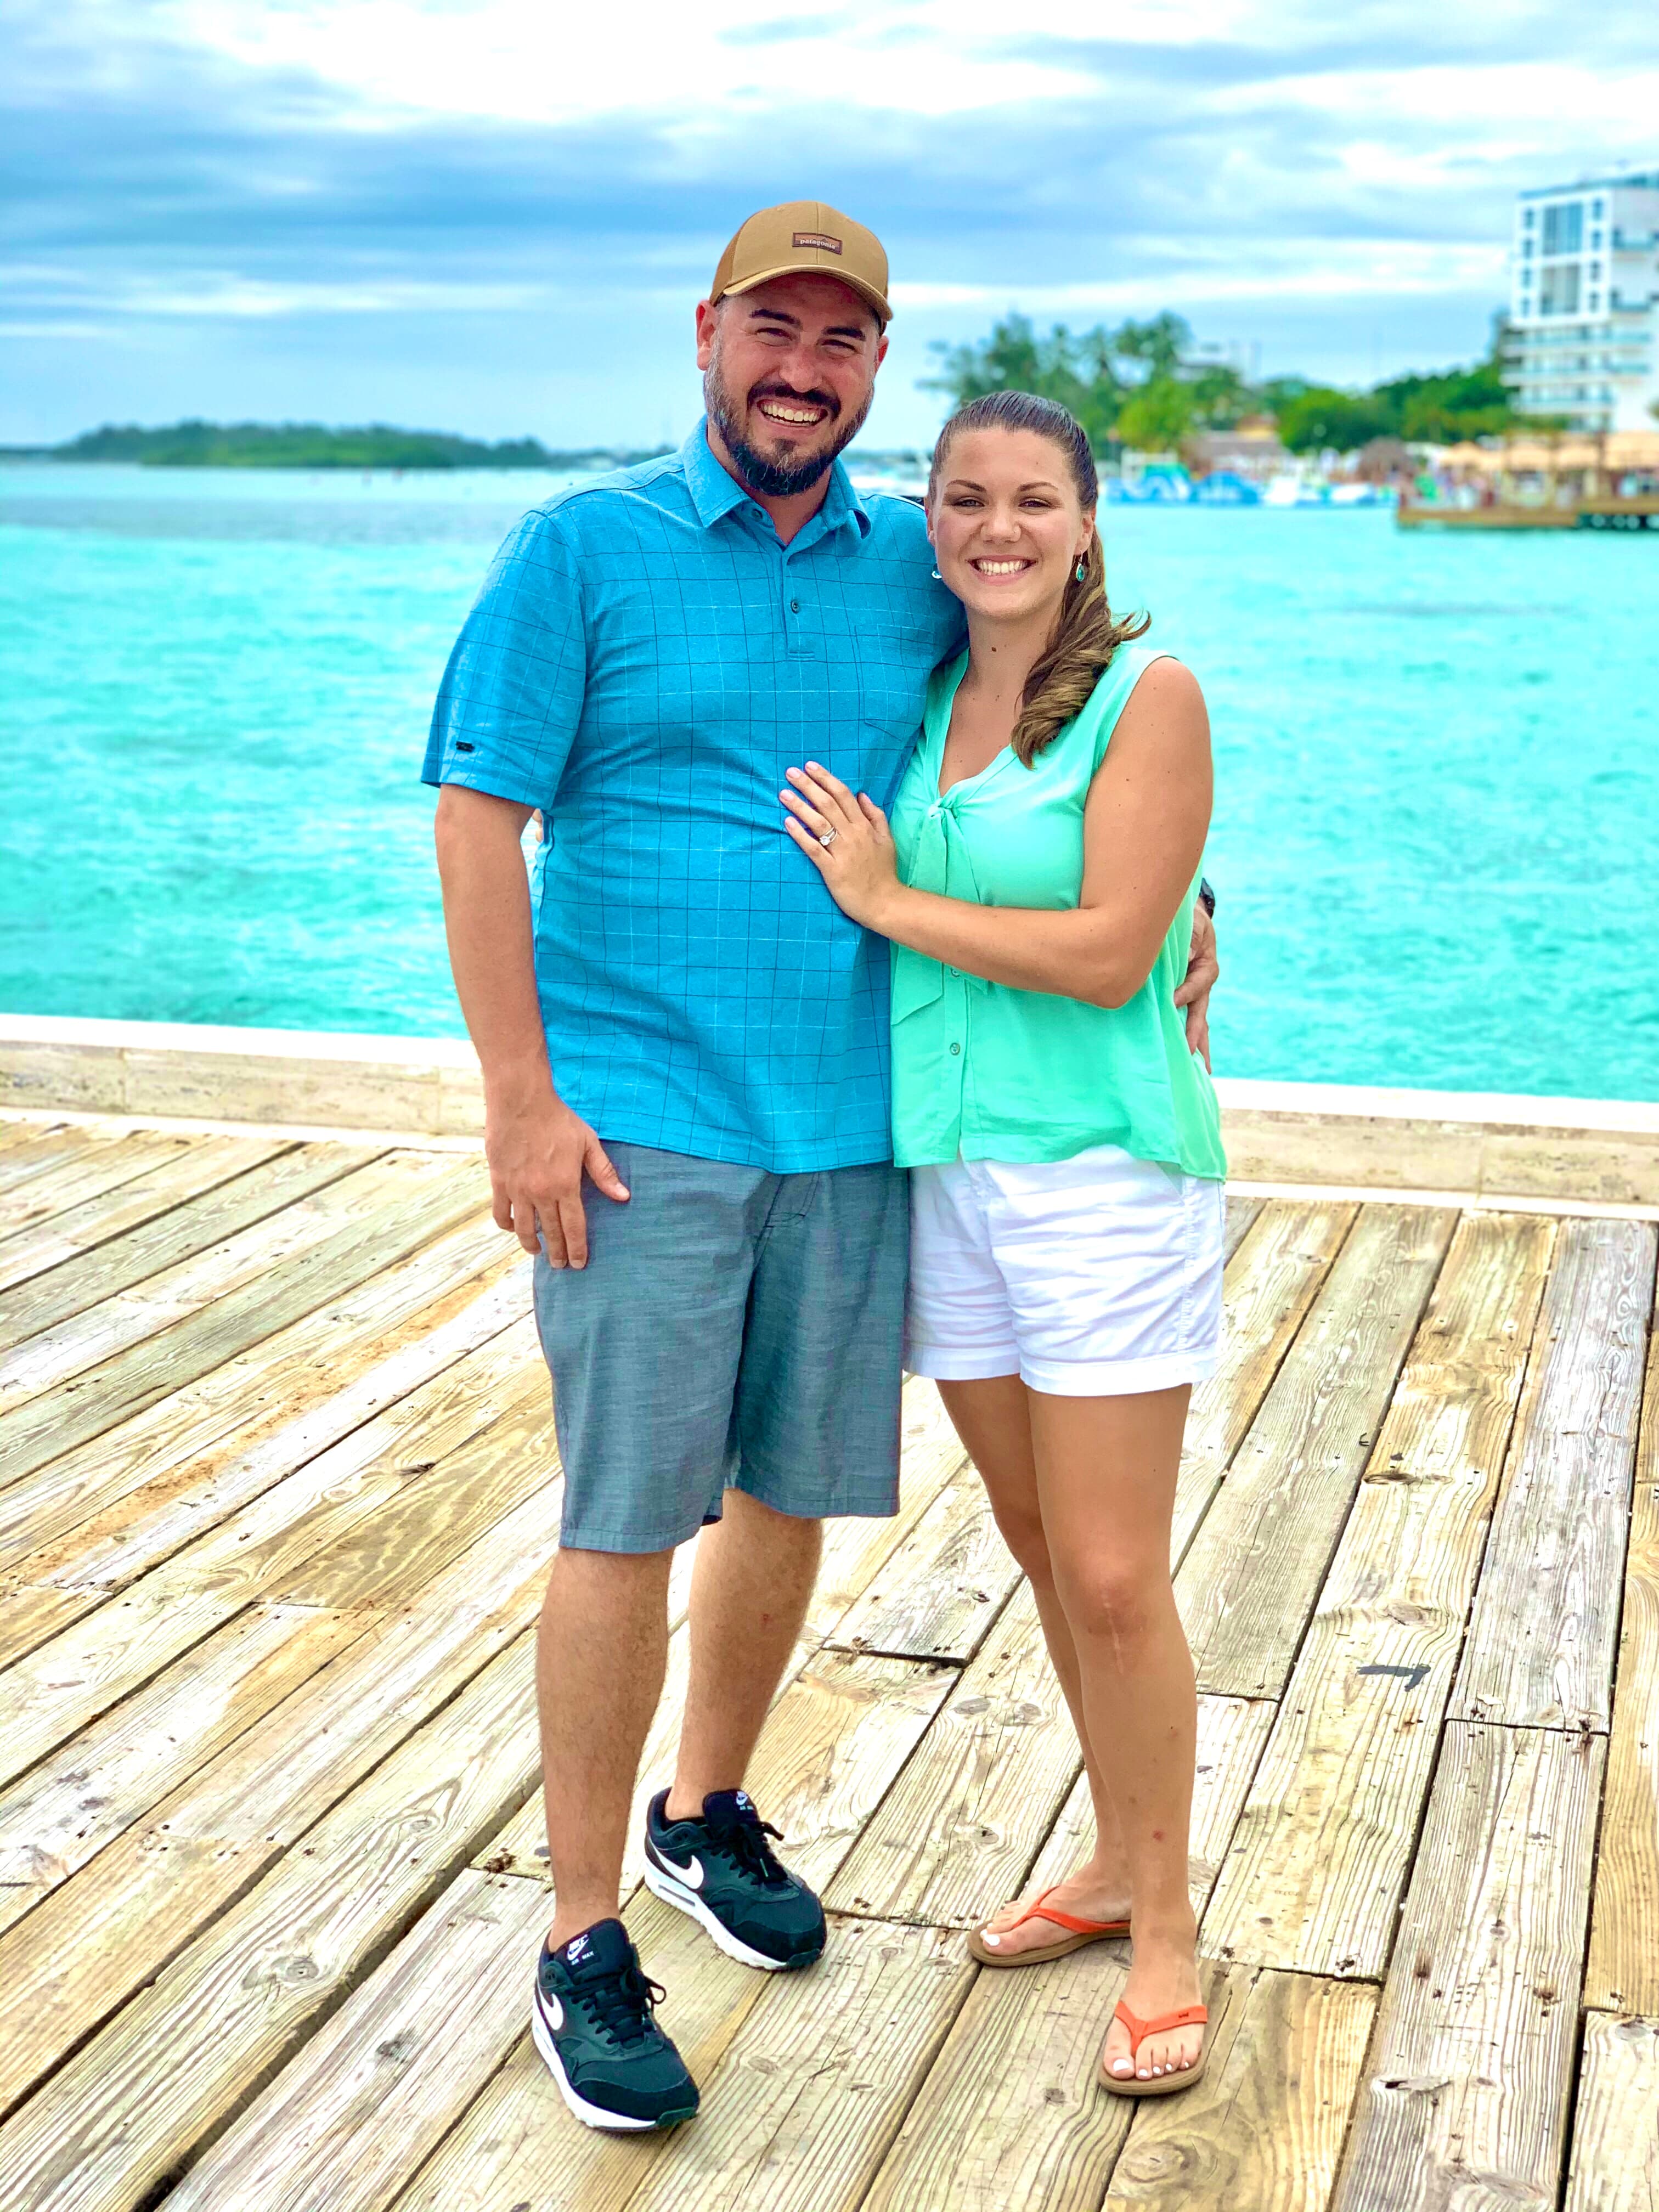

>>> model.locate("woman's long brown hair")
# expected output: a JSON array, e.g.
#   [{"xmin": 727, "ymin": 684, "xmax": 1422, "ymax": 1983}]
[{"xmin": 927, "ymin": 390, "xmax": 1149, "ymax": 766}]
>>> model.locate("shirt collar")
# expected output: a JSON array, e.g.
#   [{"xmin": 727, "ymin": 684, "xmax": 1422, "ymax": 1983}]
[{"xmin": 682, "ymin": 420, "xmax": 871, "ymax": 545}]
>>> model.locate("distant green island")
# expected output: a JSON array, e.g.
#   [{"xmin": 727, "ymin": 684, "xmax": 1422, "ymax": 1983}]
[{"xmin": 1, "ymin": 421, "xmax": 675, "ymax": 470}]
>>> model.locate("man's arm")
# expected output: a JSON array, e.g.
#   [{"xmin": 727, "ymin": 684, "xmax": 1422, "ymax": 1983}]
[{"xmin": 433, "ymin": 785, "xmax": 627, "ymax": 1267}]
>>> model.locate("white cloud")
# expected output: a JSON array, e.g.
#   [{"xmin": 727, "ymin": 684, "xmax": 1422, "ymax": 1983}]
[{"xmin": 148, "ymin": 0, "xmax": 1090, "ymax": 122}]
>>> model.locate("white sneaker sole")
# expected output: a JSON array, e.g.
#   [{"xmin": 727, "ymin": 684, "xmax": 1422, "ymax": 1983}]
[
  {"xmin": 641, "ymin": 1853, "xmax": 809, "ymax": 1973},
  {"xmin": 529, "ymin": 1999, "xmax": 684, "ymax": 2132}
]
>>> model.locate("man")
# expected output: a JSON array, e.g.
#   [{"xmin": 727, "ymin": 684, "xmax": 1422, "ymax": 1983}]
[{"xmin": 427, "ymin": 200, "xmax": 1219, "ymax": 2133}]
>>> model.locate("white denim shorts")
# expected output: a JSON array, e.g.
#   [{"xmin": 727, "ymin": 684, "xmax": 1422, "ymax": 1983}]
[{"xmin": 905, "ymin": 1143, "xmax": 1225, "ymax": 1397}]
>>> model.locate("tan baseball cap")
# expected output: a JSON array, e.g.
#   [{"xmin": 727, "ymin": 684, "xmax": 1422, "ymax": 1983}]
[{"xmin": 709, "ymin": 200, "xmax": 891, "ymax": 328}]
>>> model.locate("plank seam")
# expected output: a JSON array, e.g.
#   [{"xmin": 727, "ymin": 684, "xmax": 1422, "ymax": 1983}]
[
  {"xmin": 1576, "ymin": 1293, "xmax": 1659, "ymax": 2023},
  {"xmin": 0, "ymin": 1142, "xmax": 392, "ymax": 1368},
  {"xmin": 71, "ymin": 1773, "xmax": 549, "ymax": 2207},
  {"xmin": 0, "ymin": 1141, "xmax": 302, "ymax": 1294},
  {"xmin": 0, "ymin": 1301, "xmax": 531, "ymax": 1632},
  {"xmin": 1170, "ymin": 1197, "xmax": 1367, "ymax": 1582},
  {"xmin": 1348, "ymin": 1231, "xmax": 1554, "ymax": 1995},
  {"xmin": 1193, "ymin": 1205, "xmax": 1455, "ymax": 1692}
]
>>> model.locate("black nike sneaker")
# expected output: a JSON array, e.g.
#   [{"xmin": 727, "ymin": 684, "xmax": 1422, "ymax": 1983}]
[
  {"xmin": 642, "ymin": 1787, "xmax": 827, "ymax": 1972},
  {"xmin": 529, "ymin": 1918, "xmax": 699, "ymax": 2132}
]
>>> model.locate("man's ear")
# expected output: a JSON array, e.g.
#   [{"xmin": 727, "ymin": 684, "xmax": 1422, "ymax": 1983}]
[
  {"xmin": 873, "ymin": 331, "xmax": 889, "ymax": 373},
  {"xmin": 694, "ymin": 298, "xmax": 720, "ymax": 370}
]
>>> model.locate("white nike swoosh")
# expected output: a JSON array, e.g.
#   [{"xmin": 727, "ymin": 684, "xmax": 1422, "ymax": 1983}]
[
  {"xmin": 538, "ymin": 1987, "xmax": 564, "ymax": 2032},
  {"xmin": 662, "ymin": 1849, "xmax": 704, "ymax": 1891}
]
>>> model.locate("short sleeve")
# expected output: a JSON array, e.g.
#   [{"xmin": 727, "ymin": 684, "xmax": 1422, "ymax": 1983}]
[{"xmin": 422, "ymin": 507, "xmax": 586, "ymax": 805}]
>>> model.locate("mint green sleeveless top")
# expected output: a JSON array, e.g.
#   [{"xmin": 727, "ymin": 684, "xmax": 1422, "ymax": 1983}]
[{"xmin": 888, "ymin": 644, "xmax": 1226, "ymax": 1178}]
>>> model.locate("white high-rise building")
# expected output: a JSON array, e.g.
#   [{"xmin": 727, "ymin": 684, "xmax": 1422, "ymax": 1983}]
[{"xmin": 1506, "ymin": 170, "xmax": 1659, "ymax": 432}]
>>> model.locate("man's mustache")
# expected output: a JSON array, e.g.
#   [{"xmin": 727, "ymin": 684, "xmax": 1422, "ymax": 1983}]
[{"xmin": 747, "ymin": 381, "xmax": 840, "ymax": 423}]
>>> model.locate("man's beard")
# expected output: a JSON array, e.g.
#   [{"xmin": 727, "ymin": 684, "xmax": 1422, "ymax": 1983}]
[{"xmin": 704, "ymin": 358, "xmax": 873, "ymax": 498}]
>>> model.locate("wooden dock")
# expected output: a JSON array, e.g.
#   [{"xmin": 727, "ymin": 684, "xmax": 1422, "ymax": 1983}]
[{"xmin": 0, "ymin": 1082, "xmax": 1655, "ymax": 2211}]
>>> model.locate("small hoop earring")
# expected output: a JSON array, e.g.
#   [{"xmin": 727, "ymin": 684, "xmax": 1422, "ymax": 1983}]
[{"xmin": 930, "ymin": 567, "xmax": 942, "ymax": 580}]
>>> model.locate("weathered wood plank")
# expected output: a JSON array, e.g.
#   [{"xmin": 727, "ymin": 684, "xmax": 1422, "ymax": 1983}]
[
  {"xmin": 1585, "ymin": 1328, "xmax": 1659, "ymax": 2013},
  {"xmin": 1561, "ymin": 2012, "xmax": 1659, "ymax": 2212},
  {"xmin": 478, "ymin": 1628, "xmax": 953, "ymax": 1906},
  {"xmin": 189, "ymin": 1654, "xmax": 960, "ymax": 2212},
  {"xmin": 0, "ymin": 1628, "xmax": 545, "ymax": 2209},
  {"xmin": 0, "ymin": 1139, "xmax": 374, "ymax": 1348},
  {"xmin": 0, "ymin": 1601, "xmax": 364, "ymax": 1904},
  {"xmin": 0, "ymin": 1145, "xmax": 413, "ymax": 1405},
  {"xmin": 1171, "ymin": 1196, "xmax": 1358, "ymax": 1564},
  {"xmin": 736, "ymin": 1649, "xmax": 958, "ymax": 1893},
  {"xmin": 0, "ymin": 1132, "xmax": 284, "ymax": 1294},
  {"xmin": 1223, "ymin": 1192, "xmax": 1264, "ymax": 1261},
  {"xmin": 859, "ymin": 1695, "xmax": 1273, "ymax": 2212},
  {"xmin": 0, "ymin": 1152, "xmax": 490, "ymax": 1482},
  {"xmin": 0, "ymin": 1318, "xmax": 548, "ymax": 1786},
  {"xmin": 830, "ymin": 1466, "xmax": 1019, "ymax": 1664},
  {"xmin": 258, "ymin": 1348, "xmax": 552, "ymax": 1613},
  {"xmin": 1454, "ymin": 1215, "xmax": 1656, "ymax": 1731},
  {"xmin": 0, "ymin": 1116, "xmax": 76, "ymax": 1163},
  {"xmin": 161, "ymin": 1868, "xmax": 553, "ymax": 2212},
  {"xmin": 826, "ymin": 1581, "xmax": 1080, "ymax": 1928},
  {"xmin": 1333, "ymin": 1721, "xmax": 1604, "ymax": 2212},
  {"xmin": 625, "ymin": 1916, "xmax": 974, "ymax": 2212},
  {"xmin": 1177, "ymin": 1203, "xmax": 1457, "ymax": 1699},
  {"xmin": 1102, "ymin": 1967, "xmax": 1377, "ymax": 2210},
  {"xmin": 1204, "ymin": 1213, "xmax": 1555, "ymax": 1977},
  {"xmin": 0, "ymin": 1487, "xmax": 560, "ymax": 2121},
  {"xmin": 804, "ymin": 1375, "xmax": 972, "ymax": 1643},
  {"xmin": 390, "ymin": 1887, "xmax": 760, "ymax": 2212},
  {"xmin": 0, "ymin": 1222, "xmax": 521, "ymax": 1601},
  {"xmin": 866, "ymin": 1939, "xmax": 1134, "ymax": 2212},
  {"xmin": 0, "ymin": 1124, "xmax": 170, "ymax": 1203}
]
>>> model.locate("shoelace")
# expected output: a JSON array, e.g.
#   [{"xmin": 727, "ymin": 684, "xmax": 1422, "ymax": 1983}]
[
  {"xmin": 708, "ymin": 1809, "xmax": 790, "ymax": 1888},
  {"xmin": 578, "ymin": 1959, "xmax": 669, "ymax": 2049}
]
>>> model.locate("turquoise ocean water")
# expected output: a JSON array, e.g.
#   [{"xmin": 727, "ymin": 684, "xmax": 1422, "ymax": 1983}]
[{"xmin": 3, "ymin": 461, "xmax": 1655, "ymax": 1101}]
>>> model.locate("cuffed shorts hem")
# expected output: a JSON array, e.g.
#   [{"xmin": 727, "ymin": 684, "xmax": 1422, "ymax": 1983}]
[
  {"xmin": 905, "ymin": 1341, "xmax": 1219, "ymax": 1396},
  {"xmin": 904, "ymin": 1340, "xmax": 1021, "ymax": 1381},
  {"xmin": 1020, "ymin": 1346, "xmax": 1221, "ymax": 1396}
]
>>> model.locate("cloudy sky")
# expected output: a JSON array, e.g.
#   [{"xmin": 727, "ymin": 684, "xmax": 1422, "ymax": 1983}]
[{"xmin": 4, "ymin": 0, "xmax": 1656, "ymax": 447}]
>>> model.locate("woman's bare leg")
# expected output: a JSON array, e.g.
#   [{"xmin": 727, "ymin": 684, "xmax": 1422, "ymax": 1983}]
[
  {"xmin": 938, "ymin": 1376, "xmax": 1133, "ymax": 1955},
  {"xmin": 1028, "ymin": 1384, "xmax": 1203, "ymax": 2081}
]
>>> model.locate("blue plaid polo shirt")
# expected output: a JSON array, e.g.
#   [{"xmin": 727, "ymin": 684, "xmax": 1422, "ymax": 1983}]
[{"xmin": 424, "ymin": 423, "xmax": 964, "ymax": 1172}]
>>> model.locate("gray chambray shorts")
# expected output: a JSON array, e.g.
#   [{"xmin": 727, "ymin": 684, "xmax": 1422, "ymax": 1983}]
[{"xmin": 533, "ymin": 1141, "xmax": 909, "ymax": 1554}]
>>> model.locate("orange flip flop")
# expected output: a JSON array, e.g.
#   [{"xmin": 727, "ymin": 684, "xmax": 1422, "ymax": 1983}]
[
  {"xmin": 1098, "ymin": 1999, "xmax": 1209, "ymax": 2097},
  {"xmin": 967, "ymin": 1886, "xmax": 1132, "ymax": 1968}
]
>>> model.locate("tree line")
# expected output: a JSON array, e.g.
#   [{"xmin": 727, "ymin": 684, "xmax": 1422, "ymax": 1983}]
[
  {"xmin": 924, "ymin": 312, "xmax": 1531, "ymax": 454},
  {"xmin": 44, "ymin": 422, "xmax": 673, "ymax": 470}
]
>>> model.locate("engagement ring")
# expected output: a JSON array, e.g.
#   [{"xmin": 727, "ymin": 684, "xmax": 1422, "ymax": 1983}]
[{"xmin": 819, "ymin": 828, "xmax": 838, "ymax": 847}]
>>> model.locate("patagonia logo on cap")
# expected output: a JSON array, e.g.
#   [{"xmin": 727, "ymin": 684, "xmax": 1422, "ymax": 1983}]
[{"xmin": 793, "ymin": 231, "xmax": 842, "ymax": 253}]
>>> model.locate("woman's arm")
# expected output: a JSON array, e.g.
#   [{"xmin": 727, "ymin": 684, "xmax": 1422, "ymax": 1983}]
[{"xmin": 781, "ymin": 659, "xmax": 1213, "ymax": 1012}]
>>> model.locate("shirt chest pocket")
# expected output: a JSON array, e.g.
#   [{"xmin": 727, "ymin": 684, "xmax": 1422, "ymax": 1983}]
[{"xmin": 849, "ymin": 622, "xmax": 936, "ymax": 739}]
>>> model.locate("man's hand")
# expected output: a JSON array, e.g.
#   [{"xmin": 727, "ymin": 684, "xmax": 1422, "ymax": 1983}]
[
  {"xmin": 486, "ymin": 1086, "xmax": 629, "ymax": 1268},
  {"xmin": 1174, "ymin": 902, "xmax": 1219, "ymax": 1070}
]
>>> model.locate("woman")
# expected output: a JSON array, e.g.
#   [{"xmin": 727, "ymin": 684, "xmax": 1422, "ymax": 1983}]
[{"xmin": 779, "ymin": 389, "xmax": 1224, "ymax": 2097}]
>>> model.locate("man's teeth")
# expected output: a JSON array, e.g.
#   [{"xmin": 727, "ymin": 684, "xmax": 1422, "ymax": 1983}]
[
  {"xmin": 974, "ymin": 558, "xmax": 1031, "ymax": 575},
  {"xmin": 759, "ymin": 402, "xmax": 826, "ymax": 424}
]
